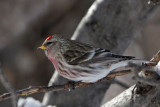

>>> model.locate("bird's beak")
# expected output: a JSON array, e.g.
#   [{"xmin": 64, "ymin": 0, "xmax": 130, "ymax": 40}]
[{"xmin": 38, "ymin": 45, "xmax": 47, "ymax": 50}]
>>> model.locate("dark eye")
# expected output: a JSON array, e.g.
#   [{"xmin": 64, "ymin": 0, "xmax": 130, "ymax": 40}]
[{"xmin": 46, "ymin": 42, "xmax": 52, "ymax": 46}]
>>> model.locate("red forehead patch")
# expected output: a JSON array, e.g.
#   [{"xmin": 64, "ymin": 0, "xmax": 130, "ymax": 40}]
[{"xmin": 45, "ymin": 35, "xmax": 53, "ymax": 41}]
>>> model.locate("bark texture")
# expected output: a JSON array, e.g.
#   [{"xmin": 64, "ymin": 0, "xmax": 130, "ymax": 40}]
[
  {"xmin": 102, "ymin": 85, "xmax": 160, "ymax": 107},
  {"xmin": 42, "ymin": 0, "xmax": 159, "ymax": 106}
]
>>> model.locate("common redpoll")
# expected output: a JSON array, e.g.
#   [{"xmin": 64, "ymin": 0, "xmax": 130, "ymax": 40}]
[{"xmin": 39, "ymin": 35, "xmax": 143, "ymax": 83}]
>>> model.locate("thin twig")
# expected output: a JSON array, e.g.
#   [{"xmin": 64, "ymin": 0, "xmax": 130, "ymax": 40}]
[
  {"xmin": 0, "ymin": 64, "xmax": 17, "ymax": 107},
  {"xmin": 0, "ymin": 69, "xmax": 132, "ymax": 102}
]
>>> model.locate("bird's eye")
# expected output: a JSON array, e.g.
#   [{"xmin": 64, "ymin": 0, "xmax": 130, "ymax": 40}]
[{"xmin": 46, "ymin": 42, "xmax": 52, "ymax": 46}]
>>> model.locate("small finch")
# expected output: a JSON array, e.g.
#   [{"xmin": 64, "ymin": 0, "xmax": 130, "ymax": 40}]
[{"xmin": 39, "ymin": 35, "xmax": 145, "ymax": 83}]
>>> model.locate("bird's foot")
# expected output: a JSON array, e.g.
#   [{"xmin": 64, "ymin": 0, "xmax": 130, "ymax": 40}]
[{"xmin": 68, "ymin": 81, "xmax": 80, "ymax": 91}]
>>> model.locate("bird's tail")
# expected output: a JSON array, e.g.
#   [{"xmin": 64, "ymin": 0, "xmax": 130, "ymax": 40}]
[
  {"xmin": 129, "ymin": 59, "xmax": 154, "ymax": 64},
  {"xmin": 123, "ymin": 59, "xmax": 155, "ymax": 72},
  {"xmin": 110, "ymin": 59, "xmax": 155, "ymax": 75}
]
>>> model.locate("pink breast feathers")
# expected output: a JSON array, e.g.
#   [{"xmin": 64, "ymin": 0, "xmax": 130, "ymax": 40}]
[{"xmin": 48, "ymin": 57, "xmax": 59, "ymax": 70}]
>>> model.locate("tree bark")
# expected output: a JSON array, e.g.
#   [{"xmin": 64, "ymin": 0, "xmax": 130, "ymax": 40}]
[
  {"xmin": 102, "ymin": 85, "xmax": 160, "ymax": 107},
  {"xmin": 42, "ymin": 0, "xmax": 159, "ymax": 106}
]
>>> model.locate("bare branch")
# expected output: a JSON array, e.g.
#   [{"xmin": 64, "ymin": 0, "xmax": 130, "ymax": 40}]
[
  {"xmin": 0, "ymin": 69, "xmax": 132, "ymax": 102},
  {"xmin": 129, "ymin": 63, "xmax": 160, "ymax": 88},
  {"xmin": 130, "ymin": 50, "xmax": 160, "ymax": 88},
  {"xmin": 0, "ymin": 65, "xmax": 17, "ymax": 107},
  {"xmin": 102, "ymin": 85, "xmax": 160, "ymax": 107}
]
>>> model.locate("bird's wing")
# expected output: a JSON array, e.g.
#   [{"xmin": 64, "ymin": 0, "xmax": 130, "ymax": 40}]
[
  {"xmin": 63, "ymin": 48, "xmax": 134, "ymax": 65},
  {"xmin": 79, "ymin": 48, "xmax": 135, "ymax": 66},
  {"xmin": 62, "ymin": 49, "xmax": 95, "ymax": 65}
]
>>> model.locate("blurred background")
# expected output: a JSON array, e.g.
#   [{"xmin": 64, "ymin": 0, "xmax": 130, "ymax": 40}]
[{"xmin": 0, "ymin": 0, "xmax": 160, "ymax": 106}]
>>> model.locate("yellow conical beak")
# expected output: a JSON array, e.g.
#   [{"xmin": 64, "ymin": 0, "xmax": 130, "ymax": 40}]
[{"xmin": 38, "ymin": 45, "xmax": 47, "ymax": 50}]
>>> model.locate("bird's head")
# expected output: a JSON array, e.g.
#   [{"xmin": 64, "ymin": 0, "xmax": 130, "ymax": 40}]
[{"xmin": 39, "ymin": 35, "xmax": 64, "ymax": 58}]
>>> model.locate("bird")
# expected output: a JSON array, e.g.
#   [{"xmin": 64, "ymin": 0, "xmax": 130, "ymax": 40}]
[{"xmin": 39, "ymin": 34, "xmax": 146, "ymax": 83}]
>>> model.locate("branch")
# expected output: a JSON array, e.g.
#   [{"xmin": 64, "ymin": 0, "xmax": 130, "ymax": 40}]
[
  {"xmin": 0, "ymin": 69, "xmax": 132, "ymax": 102},
  {"xmin": 102, "ymin": 50, "xmax": 160, "ymax": 107},
  {"xmin": 102, "ymin": 85, "xmax": 160, "ymax": 107},
  {"xmin": 0, "ymin": 65, "xmax": 17, "ymax": 107}
]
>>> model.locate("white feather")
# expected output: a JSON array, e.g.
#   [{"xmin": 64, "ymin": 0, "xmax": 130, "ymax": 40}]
[{"xmin": 59, "ymin": 59, "xmax": 129, "ymax": 83}]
